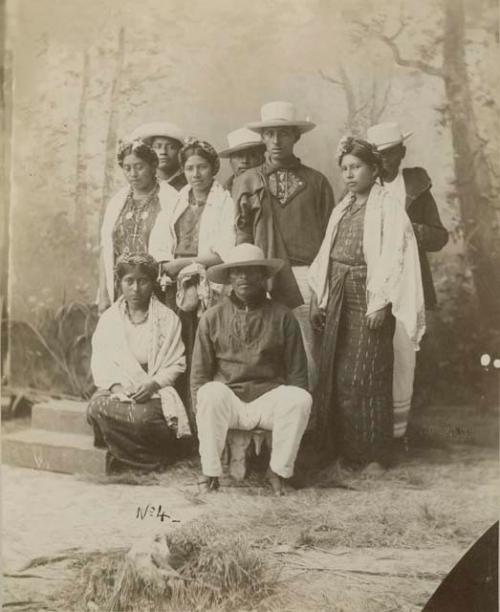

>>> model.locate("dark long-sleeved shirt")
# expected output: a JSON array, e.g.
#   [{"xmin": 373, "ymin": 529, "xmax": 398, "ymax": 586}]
[
  {"xmin": 234, "ymin": 157, "xmax": 335, "ymax": 266},
  {"xmin": 190, "ymin": 292, "xmax": 308, "ymax": 408}
]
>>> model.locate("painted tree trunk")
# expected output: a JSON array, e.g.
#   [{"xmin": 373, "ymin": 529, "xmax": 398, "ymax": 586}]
[
  {"xmin": 101, "ymin": 27, "xmax": 125, "ymax": 222},
  {"xmin": 442, "ymin": 0, "xmax": 500, "ymax": 329},
  {"xmin": 75, "ymin": 50, "xmax": 90, "ymax": 236}
]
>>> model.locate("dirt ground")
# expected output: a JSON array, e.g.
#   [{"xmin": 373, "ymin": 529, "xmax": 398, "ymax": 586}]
[{"xmin": 2, "ymin": 404, "xmax": 499, "ymax": 611}]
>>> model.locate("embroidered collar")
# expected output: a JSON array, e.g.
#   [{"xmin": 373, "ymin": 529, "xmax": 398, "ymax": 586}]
[
  {"xmin": 261, "ymin": 157, "xmax": 307, "ymax": 206},
  {"xmin": 128, "ymin": 182, "xmax": 160, "ymax": 204},
  {"xmin": 229, "ymin": 290, "xmax": 268, "ymax": 310}
]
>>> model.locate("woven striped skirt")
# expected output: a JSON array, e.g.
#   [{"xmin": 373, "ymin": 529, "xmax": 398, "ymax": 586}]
[
  {"xmin": 87, "ymin": 391, "xmax": 179, "ymax": 473},
  {"xmin": 313, "ymin": 261, "xmax": 394, "ymax": 466}
]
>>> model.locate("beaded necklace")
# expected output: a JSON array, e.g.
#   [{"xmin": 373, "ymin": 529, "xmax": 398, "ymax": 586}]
[
  {"xmin": 125, "ymin": 302, "xmax": 149, "ymax": 326},
  {"xmin": 125, "ymin": 183, "xmax": 159, "ymax": 222}
]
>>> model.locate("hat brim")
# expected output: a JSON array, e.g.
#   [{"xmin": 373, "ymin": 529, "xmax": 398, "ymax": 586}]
[
  {"xmin": 128, "ymin": 125, "xmax": 184, "ymax": 145},
  {"xmin": 375, "ymin": 131, "xmax": 413, "ymax": 151},
  {"xmin": 218, "ymin": 141, "xmax": 266, "ymax": 158},
  {"xmin": 246, "ymin": 119, "xmax": 316, "ymax": 134},
  {"xmin": 207, "ymin": 258, "xmax": 284, "ymax": 284},
  {"xmin": 139, "ymin": 132, "xmax": 183, "ymax": 146}
]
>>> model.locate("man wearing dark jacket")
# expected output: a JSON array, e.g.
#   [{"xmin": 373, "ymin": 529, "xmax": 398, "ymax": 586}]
[
  {"xmin": 191, "ymin": 244, "xmax": 312, "ymax": 495},
  {"xmin": 233, "ymin": 102, "xmax": 335, "ymax": 391},
  {"xmin": 367, "ymin": 122, "xmax": 449, "ymax": 438}
]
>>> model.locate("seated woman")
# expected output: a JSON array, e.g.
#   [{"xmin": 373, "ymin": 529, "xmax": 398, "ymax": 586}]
[
  {"xmin": 98, "ymin": 139, "xmax": 178, "ymax": 314},
  {"xmin": 88, "ymin": 253, "xmax": 190, "ymax": 473},
  {"xmin": 309, "ymin": 137, "xmax": 425, "ymax": 470},
  {"xmin": 149, "ymin": 138, "xmax": 237, "ymax": 429}
]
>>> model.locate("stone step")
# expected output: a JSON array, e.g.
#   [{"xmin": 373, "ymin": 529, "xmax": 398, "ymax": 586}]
[
  {"xmin": 32, "ymin": 400, "xmax": 93, "ymax": 436},
  {"xmin": 2, "ymin": 429, "xmax": 106, "ymax": 476}
]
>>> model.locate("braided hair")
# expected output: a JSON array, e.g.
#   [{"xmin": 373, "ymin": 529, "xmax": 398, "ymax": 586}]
[
  {"xmin": 336, "ymin": 136, "xmax": 384, "ymax": 182},
  {"xmin": 178, "ymin": 137, "xmax": 220, "ymax": 175},
  {"xmin": 115, "ymin": 252, "xmax": 159, "ymax": 282},
  {"xmin": 117, "ymin": 139, "xmax": 159, "ymax": 170}
]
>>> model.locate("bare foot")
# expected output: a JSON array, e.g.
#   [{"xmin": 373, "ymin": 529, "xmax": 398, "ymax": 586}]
[
  {"xmin": 266, "ymin": 468, "xmax": 285, "ymax": 496},
  {"xmin": 202, "ymin": 476, "xmax": 220, "ymax": 492}
]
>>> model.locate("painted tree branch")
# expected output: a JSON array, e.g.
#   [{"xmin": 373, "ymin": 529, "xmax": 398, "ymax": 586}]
[
  {"xmin": 370, "ymin": 76, "xmax": 392, "ymax": 124},
  {"xmin": 353, "ymin": 15, "xmax": 443, "ymax": 78},
  {"xmin": 378, "ymin": 33, "xmax": 444, "ymax": 78},
  {"xmin": 318, "ymin": 69, "xmax": 343, "ymax": 87},
  {"xmin": 319, "ymin": 65, "xmax": 358, "ymax": 130},
  {"xmin": 386, "ymin": 19, "xmax": 407, "ymax": 42}
]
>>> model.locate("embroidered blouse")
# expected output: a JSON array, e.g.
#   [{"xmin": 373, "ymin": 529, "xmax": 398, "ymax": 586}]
[
  {"xmin": 112, "ymin": 185, "xmax": 161, "ymax": 264},
  {"xmin": 330, "ymin": 198, "xmax": 367, "ymax": 266},
  {"xmin": 174, "ymin": 192, "xmax": 205, "ymax": 257}
]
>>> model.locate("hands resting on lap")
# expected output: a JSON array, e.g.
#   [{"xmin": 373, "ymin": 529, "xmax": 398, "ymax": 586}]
[{"xmin": 110, "ymin": 379, "xmax": 161, "ymax": 403}]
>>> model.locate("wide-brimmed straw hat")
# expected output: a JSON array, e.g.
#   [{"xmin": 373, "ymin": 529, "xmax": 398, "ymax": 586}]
[
  {"xmin": 218, "ymin": 128, "xmax": 265, "ymax": 158},
  {"xmin": 128, "ymin": 122, "xmax": 184, "ymax": 145},
  {"xmin": 366, "ymin": 122, "xmax": 413, "ymax": 151},
  {"xmin": 207, "ymin": 244, "xmax": 283, "ymax": 284},
  {"xmin": 246, "ymin": 101, "xmax": 316, "ymax": 134}
]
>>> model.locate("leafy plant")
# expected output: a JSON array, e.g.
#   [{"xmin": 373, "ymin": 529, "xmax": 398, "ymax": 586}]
[{"xmin": 5, "ymin": 301, "xmax": 98, "ymax": 399}]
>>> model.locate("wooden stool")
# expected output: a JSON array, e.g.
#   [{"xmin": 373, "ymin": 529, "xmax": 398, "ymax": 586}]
[{"xmin": 223, "ymin": 429, "xmax": 273, "ymax": 481}]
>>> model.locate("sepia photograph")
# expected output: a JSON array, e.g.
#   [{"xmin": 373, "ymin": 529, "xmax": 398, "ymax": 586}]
[{"xmin": 1, "ymin": 0, "xmax": 499, "ymax": 610}]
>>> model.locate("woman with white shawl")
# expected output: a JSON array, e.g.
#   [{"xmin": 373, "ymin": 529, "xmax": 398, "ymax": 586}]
[
  {"xmin": 98, "ymin": 139, "xmax": 179, "ymax": 314},
  {"xmin": 149, "ymin": 138, "xmax": 237, "ymax": 428},
  {"xmin": 88, "ymin": 253, "xmax": 190, "ymax": 473},
  {"xmin": 309, "ymin": 137, "xmax": 425, "ymax": 468}
]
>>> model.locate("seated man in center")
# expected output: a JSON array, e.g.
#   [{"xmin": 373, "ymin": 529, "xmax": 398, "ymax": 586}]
[{"xmin": 191, "ymin": 243, "xmax": 312, "ymax": 495}]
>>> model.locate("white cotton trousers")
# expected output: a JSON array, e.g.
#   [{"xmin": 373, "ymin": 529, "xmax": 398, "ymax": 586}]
[
  {"xmin": 393, "ymin": 320, "xmax": 417, "ymax": 438},
  {"xmin": 292, "ymin": 266, "xmax": 319, "ymax": 391},
  {"xmin": 196, "ymin": 382, "xmax": 312, "ymax": 479}
]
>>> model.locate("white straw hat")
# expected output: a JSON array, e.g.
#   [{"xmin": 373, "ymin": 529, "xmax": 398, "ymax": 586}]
[
  {"xmin": 218, "ymin": 128, "xmax": 265, "ymax": 158},
  {"xmin": 366, "ymin": 122, "xmax": 413, "ymax": 151},
  {"xmin": 128, "ymin": 121, "xmax": 184, "ymax": 145},
  {"xmin": 246, "ymin": 101, "xmax": 316, "ymax": 134},
  {"xmin": 207, "ymin": 244, "xmax": 283, "ymax": 284}
]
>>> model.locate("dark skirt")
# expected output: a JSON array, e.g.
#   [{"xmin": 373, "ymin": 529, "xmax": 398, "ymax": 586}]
[
  {"xmin": 314, "ymin": 261, "xmax": 394, "ymax": 466},
  {"xmin": 87, "ymin": 390, "xmax": 180, "ymax": 473}
]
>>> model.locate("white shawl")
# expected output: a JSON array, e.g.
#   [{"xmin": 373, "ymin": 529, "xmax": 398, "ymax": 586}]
[
  {"xmin": 100, "ymin": 181, "xmax": 179, "ymax": 303},
  {"xmin": 148, "ymin": 180, "xmax": 237, "ymax": 264},
  {"xmin": 308, "ymin": 183, "xmax": 425, "ymax": 349},
  {"xmin": 90, "ymin": 295, "xmax": 191, "ymax": 437}
]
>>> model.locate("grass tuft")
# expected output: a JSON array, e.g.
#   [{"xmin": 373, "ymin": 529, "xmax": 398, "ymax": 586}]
[{"xmin": 58, "ymin": 518, "xmax": 275, "ymax": 612}]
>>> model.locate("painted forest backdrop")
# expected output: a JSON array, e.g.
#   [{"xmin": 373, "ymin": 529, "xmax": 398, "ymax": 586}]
[{"xmin": 2, "ymin": 0, "xmax": 499, "ymax": 402}]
